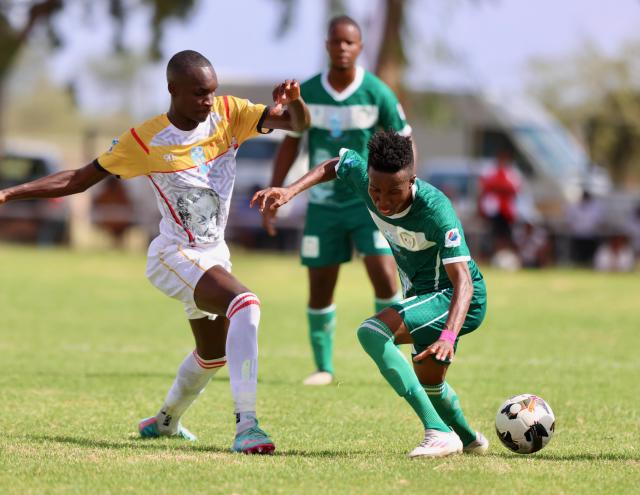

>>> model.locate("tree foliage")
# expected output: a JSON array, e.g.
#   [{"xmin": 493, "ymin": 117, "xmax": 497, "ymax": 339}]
[
  {"xmin": 0, "ymin": 0, "xmax": 198, "ymax": 147},
  {"xmin": 527, "ymin": 40, "xmax": 640, "ymax": 186},
  {"xmin": 1, "ymin": 0, "xmax": 197, "ymax": 72}
]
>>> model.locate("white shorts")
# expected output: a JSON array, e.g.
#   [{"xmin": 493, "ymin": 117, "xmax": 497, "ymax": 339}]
[{"xmin": 146, "ymin": 236, "xmax": 232, "ymax": 320}]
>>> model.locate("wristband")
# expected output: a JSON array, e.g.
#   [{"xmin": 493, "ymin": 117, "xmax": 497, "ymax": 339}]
[{"xmin": 439, "ymin": 329, "xmax": 457, "ymax": 344}]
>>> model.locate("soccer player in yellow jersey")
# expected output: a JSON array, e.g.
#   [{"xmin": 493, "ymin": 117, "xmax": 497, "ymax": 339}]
[{"xmin": 0, "ymin": 50, "xmax": 310, "ymax": 454}]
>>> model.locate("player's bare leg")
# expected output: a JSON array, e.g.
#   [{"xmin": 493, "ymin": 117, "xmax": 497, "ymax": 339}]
[
  {"xmin": 304, "ymin": 265, "xmax": 340, "ymax": 385},
  {"xmin": 193, "ymin": 266, "xmax": 274, "ymax": 454},
  {"xmin": 413, "ymin": 351, "xmax": 488, "ymax": 454},
  {"xmin": 139, "ymin": 317, "xmax": 228, "ymax": 441},
  {"xmin": 363, "ymin": 255, "xmax": 401, "ymax": 312},
  {"xmin": 356, "ymin": 308, "xmax": 462, "ymax": 458}
]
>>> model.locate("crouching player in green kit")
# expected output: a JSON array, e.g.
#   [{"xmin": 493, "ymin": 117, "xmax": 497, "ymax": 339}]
[{"xmin": 251, "ymin": 130, "xmax": 488, "ymax": 458}]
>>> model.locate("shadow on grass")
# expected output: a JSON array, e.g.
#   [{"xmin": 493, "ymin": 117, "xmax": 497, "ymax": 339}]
[
  {"xmin": 21, "ymin": 435, "xmax": 364, "ymax": 458},
  {"xmin": 488, "ymin": 451, "xmax": 640, "ymax": 462}
]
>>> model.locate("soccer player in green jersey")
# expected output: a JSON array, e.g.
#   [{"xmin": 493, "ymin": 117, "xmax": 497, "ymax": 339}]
[
  {"xmin": 251, "ymin": 130, "xmax": 489, "ymax": 458},
  {"xmin": 263, "ymin": 15, "xmax": 412, "ymax": 385}
]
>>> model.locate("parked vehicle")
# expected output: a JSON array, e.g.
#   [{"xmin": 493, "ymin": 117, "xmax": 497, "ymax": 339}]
[
  {"xmin": 0, "ymin": 148, "xmax": 69, "ymax": 244},
  {"xmin": 478, "ymin": 93, "xmax": 612, "ymax": 221}
]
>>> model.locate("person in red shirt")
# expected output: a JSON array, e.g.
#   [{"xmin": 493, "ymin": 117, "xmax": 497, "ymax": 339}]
[{"xmin": 478, "ymin": 150, "xmax": 521, "ymax": 254}]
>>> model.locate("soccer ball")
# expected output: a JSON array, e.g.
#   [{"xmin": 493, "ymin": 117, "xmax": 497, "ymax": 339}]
[{"xmin": 495, "ymin": 394, "xmax": 555, "ymax": 454}]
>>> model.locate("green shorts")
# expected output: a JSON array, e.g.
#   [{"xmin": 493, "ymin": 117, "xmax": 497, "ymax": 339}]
[
  {"xmin": 301, "ymin": 202, "xmax": 392, "ymax": 267},
  {"xmin": 390, "ymin": 279, "xmax": 487, "ymax": 364}
]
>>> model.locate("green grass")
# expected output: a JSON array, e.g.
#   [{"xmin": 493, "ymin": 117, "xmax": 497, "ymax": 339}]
[{"xmin": 0, "ymin": 244, "xmax": 638, "ymax": 494}]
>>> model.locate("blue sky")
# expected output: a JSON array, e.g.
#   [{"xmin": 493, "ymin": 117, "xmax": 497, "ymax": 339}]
[{"xmin": 34, "ymin": 0, "xmax": 640, "ymax": 116}]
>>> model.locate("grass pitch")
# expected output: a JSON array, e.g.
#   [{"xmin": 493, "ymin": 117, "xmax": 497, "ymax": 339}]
[{"xmin": 0, "ymin": 244, "xmax": 638, "ymax": 494}]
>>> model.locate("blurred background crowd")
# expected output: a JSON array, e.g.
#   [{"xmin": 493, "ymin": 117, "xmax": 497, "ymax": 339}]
[{"xmin": 1, "ymin": 0, "xmax": 639, "ymax": 272}]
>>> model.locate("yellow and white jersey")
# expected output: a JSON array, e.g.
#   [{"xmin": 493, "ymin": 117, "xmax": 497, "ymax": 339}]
[{"xmin": 97, "ymin": 96, "xmax": 269, "ymax": 246}]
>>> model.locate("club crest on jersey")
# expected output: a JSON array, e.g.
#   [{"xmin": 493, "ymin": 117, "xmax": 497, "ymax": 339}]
[
  {"xmin": 107, "ymin": 138, "xmax": 119, "ymax": 154},
  {"xmin": 399, "ymin": 231, "xmax": 417, "ymax": 250},
  {"xmin": 190, "ymin": 146, "xmax": 208, "ymax": 174},
  {"xmin": 329, "ymin": 112, "xmax": 343, "ymax": 138},
  {"xmin": 445, "ymin": 228, "xmax": 461, "ymax": 248}
]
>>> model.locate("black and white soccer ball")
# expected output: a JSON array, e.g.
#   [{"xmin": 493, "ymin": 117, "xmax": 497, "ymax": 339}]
[{"xmin": 495, "ymin": 394, "xmax": 555, "ymax": 454}]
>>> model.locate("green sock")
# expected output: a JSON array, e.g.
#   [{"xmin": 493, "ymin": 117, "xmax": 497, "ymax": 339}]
[
  {"xmin": 424, "ymin": 382, "xmax": 477, "ymax": 445},
  {"xmin": 357, "ymin": 318, "xmax": 449, "ymax": 432},
  {"xmin": 374, "ymin": 292, "xmax": 402, "ymax": 313},
  {"xmin": 307, "ymin": 305, "xmax": 336, "ymax": 374}
]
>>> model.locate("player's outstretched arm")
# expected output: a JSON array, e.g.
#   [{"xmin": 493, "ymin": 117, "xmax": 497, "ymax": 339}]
[
  {"xmin": 413, "ymin": 261, "xmax": 474, "ymax": 363},
  {"xmin": 261, "ymin": 135, "xmax": 302, "ymax": 236},
  {"xmin": 0, "ymin": 162, "xmax": 110, "ymax": 205},
  {"xmin": 262, "ymin": 79, "xmax": 310, "ymax": 132},
  {"xmin": 251, "ymin": 158, "xmax": 338, "ymax": 213}
]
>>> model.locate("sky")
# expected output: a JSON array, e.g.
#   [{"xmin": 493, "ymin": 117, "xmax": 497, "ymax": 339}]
[{"xmin": 18, "ymin": 0, "xmax": 640, "ymax": 117}]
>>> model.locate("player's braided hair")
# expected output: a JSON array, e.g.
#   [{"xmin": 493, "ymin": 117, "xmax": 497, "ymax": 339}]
[
  {"xmin": 367, "ymin": 130, "xmax": 413, "ymax": 173},
  {"xmin": 166, "ymin": 50, "xmax": 213, "ymax": 81}
]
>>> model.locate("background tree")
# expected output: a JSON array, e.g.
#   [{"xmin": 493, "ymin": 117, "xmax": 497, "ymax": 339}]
[
  {"xmin": 527, "ymin": 39, "xmax": 640, "ymax": 187},
  {"xmin": 0, "ymin": 0, "xmax": 198, "ymax": 150}
]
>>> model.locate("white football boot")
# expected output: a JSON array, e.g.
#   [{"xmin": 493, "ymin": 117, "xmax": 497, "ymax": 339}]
[
  {"xmin": 408, "ymin": 429, "xmax": 463, "ymax": 458},
  {"xmin": 463, "ymin": 431, "xmax": 489, "ymax": 454},
  {"xmin": 302, "ymin": 371, "xmax": 333, "ymax": 386}
]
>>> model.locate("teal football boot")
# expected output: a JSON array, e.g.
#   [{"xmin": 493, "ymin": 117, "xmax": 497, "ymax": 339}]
[
  {"xmin": 231, "ymin": 424, "xmax": 275, "ymax": 454},
  {"xmin": 138, "ymin": 416, "xmax": 197, "ymax": 441}
]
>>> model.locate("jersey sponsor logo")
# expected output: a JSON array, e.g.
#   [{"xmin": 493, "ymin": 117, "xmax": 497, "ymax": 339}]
[
  {"xmin": 176, "ymin": 188, "xmax": 223, "ymax": 241},
  {"xmin": 163, "ymin": 153, "xmax": 176, "ymax": 162},
  {"xmin": 308, "ymin": 104, "xmax": 379, "ymax": 132},
  {"xmin": 445, "ymin": 228, "xmax": 461, "ymax": 248}
]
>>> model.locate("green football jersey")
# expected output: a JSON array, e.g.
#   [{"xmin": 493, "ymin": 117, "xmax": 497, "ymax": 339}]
[
  {"xmin": 294, "ymin": 66, "xmax": 410, "ymax": 207},
  {"xmin": 335, "ymin": 149, "xmax": 484, "ymax": 295}
]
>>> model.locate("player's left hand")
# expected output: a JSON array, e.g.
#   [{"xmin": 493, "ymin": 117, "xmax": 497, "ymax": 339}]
[
  {"xmin": 413, "ymin": 339, "xmax": 455, "ymax": 363},
  {"xmin": 271, "ymin": 79, "xmax": 301, "ymax": 115}
]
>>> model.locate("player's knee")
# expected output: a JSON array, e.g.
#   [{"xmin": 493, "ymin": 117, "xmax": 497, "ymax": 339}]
[
  {"xmin": 356, "ymin": 318, "xmax": 392, "ymax": 351},
  {"xmin": 226, "ymin": 292, "xmax": 261, "ymax": 320}
]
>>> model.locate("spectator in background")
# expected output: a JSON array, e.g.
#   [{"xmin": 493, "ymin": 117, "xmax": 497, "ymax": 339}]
[
  {"xmin": 478, "ymin": 150, "xmax": 521, "ymax": 261},
  {"xmin": 594, "ymin": 230, "xmax": 635, "ymax": 272},
  {"xmin": 91, "ymin": 175, "xmax": 134, "ymax": 247},
  {"xmin": 627, "ymin": 203, "xmax": 640, "ymax": 258},
  {"xmin": 513, "ymin": 221, "xmax": 553, "ymax": 268},
  {"xmin": 565, "ymin": 191, "xmax": 604, "ymax": 266}
]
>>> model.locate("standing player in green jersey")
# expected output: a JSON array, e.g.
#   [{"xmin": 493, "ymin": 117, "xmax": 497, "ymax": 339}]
[
  {"xmin": 251, "ymin": 130, "xmax": 489, "ymax": 458},
  {"xmin": 262, "ymin": 15, "xmax": 412, "ymax": 386}
]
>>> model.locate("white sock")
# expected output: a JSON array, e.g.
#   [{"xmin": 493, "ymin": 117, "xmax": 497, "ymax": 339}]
[
  {"xmin": 226, "ymin": 292, "xmax": 260, "ymax": 433},
  {"xmin": 157, "ymin": 350, "xmax": 226, "ymax": 434}
]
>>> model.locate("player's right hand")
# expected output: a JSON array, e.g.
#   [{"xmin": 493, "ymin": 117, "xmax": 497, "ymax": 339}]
[
  {"xmin": 250, "ymin": 187, "xmax": 291, "ymax": 213},
  {"xmin": 261, "ymin": 207, "xmax": 278, "ymax": 237},
  {"xmin": 0, "ymin": 190, "xmax": 7, "ymax": 205}
]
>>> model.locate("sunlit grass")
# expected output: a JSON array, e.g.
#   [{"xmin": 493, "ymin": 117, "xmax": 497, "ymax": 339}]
[{"xmin": 0, "ymin": 245, "xmax": 638, "ymax": 494}]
